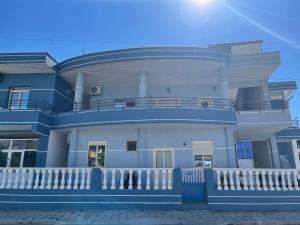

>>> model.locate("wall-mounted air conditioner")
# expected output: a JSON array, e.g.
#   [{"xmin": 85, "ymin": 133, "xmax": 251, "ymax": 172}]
[
  {"xmin": 89, "ymin": 86, "xmax": 102, "ymax": 95},
  {"xmin": 198, "ymin": 98, "xmax": 213, "ymax": 108}
]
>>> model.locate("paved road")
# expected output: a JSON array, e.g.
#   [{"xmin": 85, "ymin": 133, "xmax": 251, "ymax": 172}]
[{"xmin": 1, "ymin": 210, "xmax": 300, "ymax": 225}]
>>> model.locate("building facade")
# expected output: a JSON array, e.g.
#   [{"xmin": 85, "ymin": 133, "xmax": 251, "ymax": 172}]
[{"xmin": 0, "ymin": 40, "xmax": 300, "ymax": 210}]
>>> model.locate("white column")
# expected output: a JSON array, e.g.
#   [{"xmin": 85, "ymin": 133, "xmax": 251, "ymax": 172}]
[
  {"xmin": 261, "ymin": 80, "xmax": 271, "ymax": 109},
  {"xmin": 74, "ymin": 71, "xmax": 85, "ymax": 111},
  {"xmin": 219, "ymin": 67, "xmax": 229, "ymax": 100},
  {"xmin": 138, "ymin": 72, "xmax": 147, "ymax": 98},
  {"xmin": 292, "ymin": 140, "xmax": 300, "ymax": 169},
  {"xmin": 270, "ymin": 135, "xmax": 281, "ymax": 168}
]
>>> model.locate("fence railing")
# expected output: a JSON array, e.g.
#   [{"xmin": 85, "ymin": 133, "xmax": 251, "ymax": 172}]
[
  {"xmin": 100, "ymin": 168, "xmax": 173, "ymax": 190},
  {"xmin": 214, "ymin": 168, "xmax": 300, "ymax": 191},
  {"xmin": 0, "ymin": 168, "xmax": 92, "ymax": 190},
  {"xmin": 181, "ymin": 168, "xmax": 205, "ymax": 183}
]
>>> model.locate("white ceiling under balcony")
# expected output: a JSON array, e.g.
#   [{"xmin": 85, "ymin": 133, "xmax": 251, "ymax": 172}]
[
  {"xmin": 59, "ymin": 52, "xmax": 280, "ymax": 89},
  {"xmin": 59, "ymin": 58, "xmax": 225, "ymax": 88}
]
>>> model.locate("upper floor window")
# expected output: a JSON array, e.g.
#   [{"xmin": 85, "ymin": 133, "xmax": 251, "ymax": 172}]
[
  {"xmin": 9, "ymin": 88, "xmax": 29, "ymax": 110},
  {"xmin": 235, "ymin": 140, "xmax": 252, "ymax": 160}
]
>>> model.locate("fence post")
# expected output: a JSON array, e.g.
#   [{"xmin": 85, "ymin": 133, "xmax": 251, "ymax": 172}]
[
  {"xmin": 173, "ymin": 167, "xmax": 182, "ymax": 193},
  {"xmin": 90, "ymin": 168, "xmax": 101, "ymax": 191}
]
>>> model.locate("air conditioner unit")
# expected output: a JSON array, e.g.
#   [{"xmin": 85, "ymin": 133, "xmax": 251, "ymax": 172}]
[
  {"xmin": 89, "ymin": 86, "xmax": 102, "ymax": 95},
  {"xmin": 198, "ymin": 98, "xmax": 213, "ymax": 108}
]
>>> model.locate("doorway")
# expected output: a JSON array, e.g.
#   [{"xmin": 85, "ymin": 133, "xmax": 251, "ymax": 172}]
[{"xmin": 252, "ymin": 140, "xmax": 272, "ymax": 168}]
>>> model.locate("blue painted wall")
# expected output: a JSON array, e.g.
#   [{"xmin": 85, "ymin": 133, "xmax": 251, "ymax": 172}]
[{"xmin": 0, "ymin": 73, "xmax": 73, "ymax": 111}]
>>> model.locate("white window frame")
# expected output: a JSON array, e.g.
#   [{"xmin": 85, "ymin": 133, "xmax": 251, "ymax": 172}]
[
  {"xmin": 192, "ymin": 141, "xmax": 214, "ymax": 168},
  {"xmin": 153, "ymin": 148, "xmax": 175, "ymax": 168},
  {"xmin": 87, "ymin": 141, "xmax": 106, "ymax": 168},
  {"xmin": 0, "ymin": 138, "xmax": 38, "ymax": 167},
  {"xmin": 8, "ymin": 88, "xmax": 29, "ymax": 110}
]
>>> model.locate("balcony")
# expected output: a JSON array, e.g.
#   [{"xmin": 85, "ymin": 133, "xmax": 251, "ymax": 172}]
[
  {"xmin": 234, "ymin": 100, "xmax": 292, "ymax": 134},
  {"xmin": 0, "ymin": 100, "xmax": 53, "ymax": 135},
  {"xmin": 51, "ymin": 97, "xmax": 236, "ymax": 129}
]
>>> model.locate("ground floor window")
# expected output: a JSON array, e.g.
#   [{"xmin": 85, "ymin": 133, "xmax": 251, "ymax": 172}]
[
  {"xmin": 192, "ymin": 141, "xmax": 213, "ymax": 167},
  {"xmin": 153, "ymin": 148, "xmax": 174, "ymax": 168},
  {"xmin": 0, "ymin": 139, "xmax": 38, "ymax": 167},
  {"xmin": 235, "ymin": 140, "xmax": 253, "ymax": 160},
  {"xmin": 88, "ymin": 141, "xmax": 106, "ymax": 167}
]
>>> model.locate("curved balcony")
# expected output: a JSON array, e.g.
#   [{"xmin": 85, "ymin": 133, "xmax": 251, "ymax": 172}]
[
  {"xmin": 51, "ymin": 97, "xmax": 236, "ymax": 129},
  {"xmin": 0, "ymin": 97, "xmax": 236, "ymax": 129}
]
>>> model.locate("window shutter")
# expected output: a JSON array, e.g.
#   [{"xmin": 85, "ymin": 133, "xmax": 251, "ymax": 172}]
[{"xmin": 193, "ymin": 141, "xmax": 213, "ymax": 155}]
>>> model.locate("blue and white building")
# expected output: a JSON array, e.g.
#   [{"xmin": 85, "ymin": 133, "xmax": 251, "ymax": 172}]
[{"xmin": 1, "ymin": 40, "xmax": 300, "ymax": 211}]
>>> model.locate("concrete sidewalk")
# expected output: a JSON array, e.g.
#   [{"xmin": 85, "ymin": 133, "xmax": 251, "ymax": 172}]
[{"xmin": 1, "ymin": 210, "xmax": 300, "ymax": 225}]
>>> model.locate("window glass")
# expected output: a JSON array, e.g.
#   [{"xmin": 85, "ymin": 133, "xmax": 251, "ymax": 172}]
[
  {"xmin": 156, "ymin": 151, "xmax": 164, "ymax": 168},
  {"xmin": 88, "ymin": 145, "xmax": 97, "ymax": 167},
  {"xmin": 10, "ymin": 152, "xmax": 22, "ymax": 167},
  {"xmin": 164, "ymin": 151, "xmax": 173, "ymax": 168},
  {"xmin": 10, "ymin": 92, "xmax": 20, "ymax": 109},
  {"xmin": 11, "ymin": 140, "xmax": 38, "ymax": 150},
  {"xmin": 127, "ymin": 141, "xmax": 137, "ymax": 151},
  {"xmin": 23, "ymin": 151, "xmax": 37, "ymax": 167},
  {"xmin": 203, "ymin": 155, "xmax": 213, "ymax": 167},
  {"xmin": 244, "ymin": 141, "xmax": 252, "ymax": 159},
  {"xmin": 0, "ymin": 140, "xmax": 11, "ymax": 150},
  {"xmin": 194, "ymin": 155, "xmax": 203, "ymax": 167},
  {"xmin": 236, "ymin": 140, "xmax": 252, "ymax": 160},
  {"xmin": 0, "ymin": 152, "xmax": 8, "ymax": 167},
  {"xmin": 97, "ymin": 145, "xmax": 105, "ymax": 167},
  {"xmin": 20, "ymin": 91, "xmax": 29, "ymax": 109}
]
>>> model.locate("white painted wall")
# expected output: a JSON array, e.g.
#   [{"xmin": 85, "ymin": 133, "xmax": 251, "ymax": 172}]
[
  {"xmin": 46, "ymin": 131, "xmax": 69, "ymax": 167},
  {"xmin": 67, "ymin": 124, "xmax": 236, "ymax": 168}
]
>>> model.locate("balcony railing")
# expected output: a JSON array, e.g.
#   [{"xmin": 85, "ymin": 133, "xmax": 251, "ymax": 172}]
[
  {"xmin": 0, "ymin": 100, "xmax": 53, "ymax": 114},
  {"xmin": 0, "ymin": 97, "xmax": 290, "ymax": 115},
  {"xmin": 292, "ymin": 119, "xmax": 300, "ymax": 128},
  {"xmin": 235, "ymin": 100, "xmax": 289, "ymax": 112},
  {"xmin": 58, "ymin": 97, "xmax": 235, "ymax": 113}
]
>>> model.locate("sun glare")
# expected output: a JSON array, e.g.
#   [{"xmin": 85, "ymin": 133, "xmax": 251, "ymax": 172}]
[{"xmin": 191, "ymin": 0, "xmax": 213, "ymax": 7}]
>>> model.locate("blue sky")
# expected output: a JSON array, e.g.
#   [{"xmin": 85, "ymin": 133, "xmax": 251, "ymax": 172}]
[{"xmin": 0, "ymin": 0, "xmax": 299, "ymax": 117}]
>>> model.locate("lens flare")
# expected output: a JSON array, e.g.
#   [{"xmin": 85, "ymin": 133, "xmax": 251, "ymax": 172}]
[{"xmin": 191, "ymin": 0, "xmax": 212, "ymax": 7}]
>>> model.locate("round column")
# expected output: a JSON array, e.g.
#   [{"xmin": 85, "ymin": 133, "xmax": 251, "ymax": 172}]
[{"xmin": 73, "ymin": 71, "xmax": 85, "ymax": 111}]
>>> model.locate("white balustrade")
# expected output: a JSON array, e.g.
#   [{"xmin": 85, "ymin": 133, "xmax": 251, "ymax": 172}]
[
  {"xmin": 100, "ymin": 168, "xmax": 174, "ymax": 190},
  {"xmin": 214, "ymin": 168, "xmax": 300, "ymax": 191},
  {"xmin": 0, "ymin": 167, "xmax": 92, "ymax": 190}
]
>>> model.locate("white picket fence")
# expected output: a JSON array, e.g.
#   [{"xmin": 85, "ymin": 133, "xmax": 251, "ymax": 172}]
[
  {"xmin": 215, "ymin": 168, "xmax": 300, "ymax": 191},
  {"xmin": 181, "ymin": 168, "xmax": 205, "ymax": 183},
  {"xmin": 101, "ymin": 168, "xmax": 173, "ymax": 190},
  {"xmin": 0, "ymin": 168, "xmax": 92, "ymax": 190}
]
